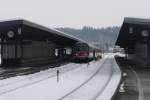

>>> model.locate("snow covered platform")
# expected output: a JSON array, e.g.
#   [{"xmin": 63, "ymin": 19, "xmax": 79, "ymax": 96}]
[{"xmin": 0, "ymin": 54, "xmax": 121, "ymax": 100}]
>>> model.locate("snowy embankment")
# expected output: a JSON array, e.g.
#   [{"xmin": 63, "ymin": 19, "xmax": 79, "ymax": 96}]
[{"xmin": 0, "ymin": 54, "xmax": 121, "ymax": 100}]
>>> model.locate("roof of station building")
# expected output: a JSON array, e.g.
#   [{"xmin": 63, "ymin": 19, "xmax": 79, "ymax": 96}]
[
  {"xmin": 116, "ymin": 17, "xmax": 150, "ymax": 48},
  {"xmin": 0, "ymin": 19, "xmax": 86, "ymax": 46},
  {"xmin": 124, "ymin": 17, "xmax": 150, "ymax": 25}
]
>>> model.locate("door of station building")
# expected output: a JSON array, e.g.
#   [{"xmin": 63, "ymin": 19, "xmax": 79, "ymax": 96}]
[{"xmin": 1, "ymin": 42, "xmax": 21, "ymax": 67}]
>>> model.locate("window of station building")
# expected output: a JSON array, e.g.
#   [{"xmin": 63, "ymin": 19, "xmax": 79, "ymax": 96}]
[
  {"xmin": 129, "ymin": 27, "xmax": 133, "ymax": 34},
  {"xmin": 55, "ymin": 49, "xmax": 59, "ymax": 56},
  {"xmin": 18, "ymin": 28, "xmax": 22, "ymax": 35},
  {"xmin": 65, "ymin": 48, "xmax": 72, "ymax": 55},
  {"xmin": 141, "ymin": 30, "xmax": 149, "ymax": 37},
  {"xmin": 3, "ymin": 45, "xmax": 15, "ymax": 59}
]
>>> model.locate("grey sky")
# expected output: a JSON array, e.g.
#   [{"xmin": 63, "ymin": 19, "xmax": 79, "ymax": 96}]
[{"xmin": 0, "ymin": 0, "xmax": 149, "ymax": 28}]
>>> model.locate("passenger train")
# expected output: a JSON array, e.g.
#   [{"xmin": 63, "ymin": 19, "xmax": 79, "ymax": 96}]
[{"xmin": 72, "ymin": 42, "xmax": 101, "ymax": 62}]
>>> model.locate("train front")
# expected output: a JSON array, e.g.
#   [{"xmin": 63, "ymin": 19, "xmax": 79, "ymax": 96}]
[{"xmin": 72, "ymin": 42, "xmax": 89, "ymax": 62}]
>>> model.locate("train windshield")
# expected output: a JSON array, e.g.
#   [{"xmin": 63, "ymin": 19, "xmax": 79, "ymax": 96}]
[{"xmin": 74, "ymin": 43, "xmax": 89, "ymax": 51}]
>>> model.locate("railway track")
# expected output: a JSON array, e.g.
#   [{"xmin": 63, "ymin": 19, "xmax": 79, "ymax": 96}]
[
  {"xmin": 58, "ymin": 58, "xmax": 109, "ymax": 100},
  {"xmin": 0, "ymin": 62, "xmax": 67, "ymax": 80}
]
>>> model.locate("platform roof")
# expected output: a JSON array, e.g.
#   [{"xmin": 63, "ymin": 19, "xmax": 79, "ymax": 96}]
[
  {"xmin": 116, "ymin": 17, "xmax": 150, "ymax": 48},
  {"xmin": 0, "ymin": 19, "xmax": 86, "ymax": 46}
]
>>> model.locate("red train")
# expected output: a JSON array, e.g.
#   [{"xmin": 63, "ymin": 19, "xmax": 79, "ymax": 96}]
[{"xmin": 72, "ymin": 42, "xmax": 101, "ymax": 62}]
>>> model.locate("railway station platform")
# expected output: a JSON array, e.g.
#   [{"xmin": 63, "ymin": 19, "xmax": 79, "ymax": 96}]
[
  {"xmin": 0, "ymin": 54, "xmax": 121, "ymax": 100},
  {"xmin": 115, "ymin": 55, "xmax": 150, "ymax": 100}
]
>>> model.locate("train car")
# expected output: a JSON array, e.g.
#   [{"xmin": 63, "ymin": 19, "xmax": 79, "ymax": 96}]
[
  {"xmin": 72, "ymin": 42, "xmax": 101, "ymax": 62},
  {"xmin": 72, "ymin": 42, "xmax": 89, "ymax": 61}
]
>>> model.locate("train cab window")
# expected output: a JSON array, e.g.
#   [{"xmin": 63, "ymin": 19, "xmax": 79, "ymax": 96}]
[
  {"xmin": 75, "ymin": 45, "xmax": 88, "ymax": 51},
  {"xmin": 73, "ymin": 43, "xmax": 89, "ymax": 52}
]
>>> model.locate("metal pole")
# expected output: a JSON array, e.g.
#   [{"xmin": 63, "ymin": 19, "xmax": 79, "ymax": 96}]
[
  {"xmin": 87, "ymin": 62, "xmax": 89, "ymax": 67},
  {"xmin": 57, "ymin": 70, "xmax": 59, "ymax": 83}
]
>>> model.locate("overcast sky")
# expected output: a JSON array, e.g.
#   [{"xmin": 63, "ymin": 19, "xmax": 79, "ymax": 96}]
[{"xmin": 0, "ymin": 0, "xmax": 150, "ymax": 28}]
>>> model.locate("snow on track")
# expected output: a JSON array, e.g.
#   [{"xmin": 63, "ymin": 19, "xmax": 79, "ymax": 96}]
[
  {"xmin": 62, "ymin": 55, "xmax": 121, "ymax": 100},
  {"xmin": 0, "ymin": 59, "xmax": 105, "ymax": 100},
  {"xmin": 0, "ymin": 54, "xmax": 121, "ymax": 100},
  {"xmin": 0, "ymin": 63, "xmax": 82, "ymax": 95},
  {"xmin": 96, "ymin": 57, "xmax": 121, "ymax": 100},
  {"xmin": 59, "ymin": 60, "xmax": 106, "ymax": 100},
  {"xmin": 61, "ymin": 58, "xmax": 112, "ymax": 100}
]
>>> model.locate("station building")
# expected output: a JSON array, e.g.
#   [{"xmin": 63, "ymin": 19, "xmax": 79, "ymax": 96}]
[
  {"xmin": 0, "ymin": 19, "xmax": 84, "ymax": 67},
  {"xmin": 116, "ymin": 17, "xmax": 150, "ymax": 66}
]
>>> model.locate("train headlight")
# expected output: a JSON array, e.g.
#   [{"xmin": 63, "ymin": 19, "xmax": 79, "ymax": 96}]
[
  {"xmin": 141, "ymin": 30, "xmax": 149, "ymax": 37},
  {"xmin": 7, "ymin": 31, "xmax": 14, "ymax": 38}
]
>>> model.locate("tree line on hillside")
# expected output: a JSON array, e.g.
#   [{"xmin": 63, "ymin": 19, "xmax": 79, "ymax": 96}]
[{"xmin": 56, "ymin": 26, "xmax": 120, "ymax": 50}]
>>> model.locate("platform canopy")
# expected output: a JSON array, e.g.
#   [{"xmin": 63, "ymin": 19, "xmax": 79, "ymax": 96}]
[
  {"xmin": 116, "ymin": 17, "xmax": 150, "ymax": 48},
  {"xmin": 0, "ymin": 19, "xmax": 86, "ymax": 46}
]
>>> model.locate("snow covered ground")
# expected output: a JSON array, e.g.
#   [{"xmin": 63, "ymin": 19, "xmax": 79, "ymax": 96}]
[
  {"xmin": 0, "ymin": 54, "xmax": 121, "ymax": 100},
  {"xmin": 62, "ymin": 54, "xmax": 121, "ymax": 100},
  {"xmin": 96, "ymin": 56, "xmax": 121, "ymax": 100}
]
